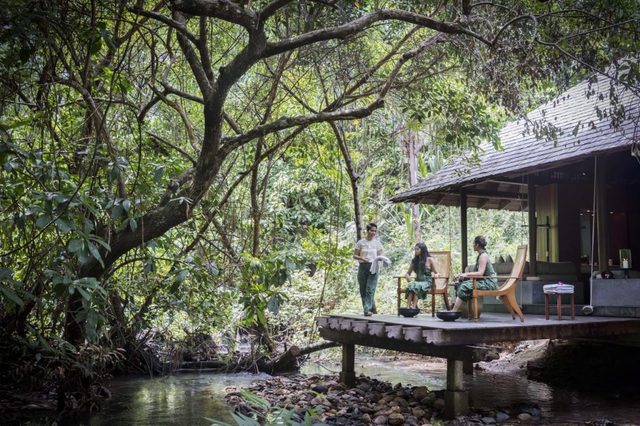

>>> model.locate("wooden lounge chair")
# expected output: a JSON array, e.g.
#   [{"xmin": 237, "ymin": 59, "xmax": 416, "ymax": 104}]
[
  {"xmin": 397, "ymin": 251, "xmax": 452, "ymax": 317},
  {"xmin": 467, "ymin": 245, "xmax": 528, "ymax": 322}
]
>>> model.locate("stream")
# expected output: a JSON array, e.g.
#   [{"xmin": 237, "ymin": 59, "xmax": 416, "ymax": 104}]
[{"xmin": 68, "ymin": 356, "xmax": 640, "ymax": 425}]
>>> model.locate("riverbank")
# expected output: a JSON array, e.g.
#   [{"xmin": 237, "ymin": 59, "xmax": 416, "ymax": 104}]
[
  {"xmin": 4, "ymin": 340, "xmax": 639, "ymax": 424},
  {"xmin": 222, "ymin": 342, "xmax": 544, "ymax": 424},
  {"xmin": 224, "ymin": 372, "xmax": 545, "ymax": 425},
  {"xmin": 222, "ymin": 341, "xmax": 639, "ymax": 425}
]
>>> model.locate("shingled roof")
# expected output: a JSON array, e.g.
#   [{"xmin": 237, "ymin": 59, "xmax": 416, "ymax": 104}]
[{"xmin": 391, "ymin": 69, "xmax": 640, "ymax": 205}]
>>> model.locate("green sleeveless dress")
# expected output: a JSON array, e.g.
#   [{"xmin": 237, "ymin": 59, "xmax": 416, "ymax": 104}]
[
  {"xmin": 405, "ymin": 264, "xmax": 434, "ymax": 300},
  {"xmin": 456, "ymin": 250, "xmax": 498, "ymax": 301}
]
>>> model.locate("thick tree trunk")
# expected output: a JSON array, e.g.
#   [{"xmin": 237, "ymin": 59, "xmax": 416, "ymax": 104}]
[{"xmin": 64, "ymin": 171, "xmax": 208, "ymax": 343}]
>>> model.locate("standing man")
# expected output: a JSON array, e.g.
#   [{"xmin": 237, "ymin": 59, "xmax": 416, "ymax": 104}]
[{"xmin": 353, "ymin": 223, "xmax": 383, "ymax": 316}]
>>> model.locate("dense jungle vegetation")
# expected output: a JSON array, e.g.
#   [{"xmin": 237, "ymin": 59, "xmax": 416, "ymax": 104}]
[{"xmin": 0, "ymin": 0, "xmax": 638, "ymax": 414}]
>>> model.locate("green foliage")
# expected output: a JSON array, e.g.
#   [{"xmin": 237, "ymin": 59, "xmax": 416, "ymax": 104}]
[
  {"xmin": 238, "ymin": 252, "xmax": 294, "ymax": 327},
  {"xmin": 400, "ymin": 77, "xmax": 506, "ymax": 155},
  {"xmin": 207, "ymin": 389, "xmax": 321, "ymax": 426},
  {"xmin": 0, "ymin": 267, "xmax": 25, "ymax": 308}
]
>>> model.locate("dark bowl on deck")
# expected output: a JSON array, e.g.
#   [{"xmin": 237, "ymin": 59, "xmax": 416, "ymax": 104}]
[
  {"xmin": 436, "ymin": 311, "xmax": 461, "ymax": 322},
  {"xmin": 398, "ymin": 307, "xmax": 420, "ymax": 318}
]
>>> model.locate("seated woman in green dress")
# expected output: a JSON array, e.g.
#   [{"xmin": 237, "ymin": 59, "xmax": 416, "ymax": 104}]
[
  {"xmin": 450, "ymin": 235, "xmax": 498, "ymax": 312},
  {"xmin": 404, "ymin": 242, "xmax": 440, "ymax": 309}
]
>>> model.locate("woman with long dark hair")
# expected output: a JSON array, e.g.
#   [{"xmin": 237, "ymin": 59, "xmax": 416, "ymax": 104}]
[
  {"xmin": 404, "ymin": 242, "xmax": 439, "ymax": 309},
  {"xmin": 450, "ymin": 235, "xmax": 498, "ymax": 312}
]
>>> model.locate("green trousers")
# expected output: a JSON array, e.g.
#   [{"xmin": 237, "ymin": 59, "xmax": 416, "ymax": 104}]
[{"xmin": 358, "ymin": 262, "xmax": 379, "ymax": 314}]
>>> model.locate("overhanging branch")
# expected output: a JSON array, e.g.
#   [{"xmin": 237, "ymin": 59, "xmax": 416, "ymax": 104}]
[
  {"xmin": 170, "ymin": 0, "xmax": 258, "ymax": 30},
  {"xmin": 264, "ymin": 9, "xmax": 490, "ymax": 57},
  {"xmin": 220, "ymin": 99, "xmax": 384, "ymax": 155}
]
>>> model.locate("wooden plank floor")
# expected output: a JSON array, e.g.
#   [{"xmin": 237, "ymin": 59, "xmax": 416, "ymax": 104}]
[
  {"xmin": 319, "ymin": 313, "xmax": 640, "ymax": 346},
  {"xmin": 329, "ymin": 312, "xmax": 637, "ymax": 329}
]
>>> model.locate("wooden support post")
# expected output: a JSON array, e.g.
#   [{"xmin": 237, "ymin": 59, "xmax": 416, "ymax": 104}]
[
  {"xmin": 444, "ymin": 358, "xmax": 469, "ymax": 418},
  {"xmin": 528, "ymin": 178, "xmax": 538, "ymax": 277},
  {"xmin": 595, "ymin": 157, "xmax": 609, "ymax": 269},
  {"xmin": 463, "ymin": 359, "xmax": 474, "ymax": 375},
  {"xmin": 339, "ymin": 344, "xmax": 356, "ymax": 387},
  {"xmin": 460, "ymin": 192, "xmax": 468, "ymax": 271}
]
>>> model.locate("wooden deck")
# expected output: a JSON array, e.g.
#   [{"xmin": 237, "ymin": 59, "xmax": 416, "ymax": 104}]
[
  {"xmin": 315, "ymin": 312, "xmax": 640, "ymax": 418},
  {"xmin": 317, "ymin": 312, "xmax": 640, "ymax": 347}
]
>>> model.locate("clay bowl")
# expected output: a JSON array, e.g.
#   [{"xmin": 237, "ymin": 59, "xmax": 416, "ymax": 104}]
[
  {"xmin": 436, "ymin": 310, "xmax": 461, "ymax": 322},
  {"xmin": 398, "ymin": 307, "xmax": 420, "ymax": 318}
]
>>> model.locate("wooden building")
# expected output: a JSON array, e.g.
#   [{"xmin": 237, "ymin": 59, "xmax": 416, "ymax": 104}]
[
  {"xmin": 391, "ymin": 66, "xmax": 640, "ymax": 315},
  {"xmin": 316, "ymin": 70, "xmax": 640, "ymax": 417}
]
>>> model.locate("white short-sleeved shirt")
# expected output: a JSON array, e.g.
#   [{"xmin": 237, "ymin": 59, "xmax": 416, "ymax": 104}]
[{"xmin": 355, "ymin": 238, "xmax": 383, "ymax": 263}]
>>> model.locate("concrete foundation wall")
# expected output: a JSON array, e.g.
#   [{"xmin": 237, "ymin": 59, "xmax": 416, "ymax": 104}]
[
  {"xmin": 592, "ymin": 278, "xmax": 640, "ymax": 307},
  {"xmin": 480, "ymin": 278, "xmax": 640, "ymax": 318}
]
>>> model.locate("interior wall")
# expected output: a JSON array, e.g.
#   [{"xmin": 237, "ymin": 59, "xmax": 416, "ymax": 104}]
[
  {"xmin": 556, "ymin": 152, "xmax": 640, "ymax": 269},
  {"xmin": 558, "ymin": 182, "xmax": 592, "ymax": 265},
  {"xmin": 610, "ymin": 183, "xmax": 640, "ymax": 269}
]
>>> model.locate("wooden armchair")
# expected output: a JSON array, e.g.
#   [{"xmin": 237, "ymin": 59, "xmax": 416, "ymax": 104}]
[
  {"xmin": 396, "ymin": 251, "xmax": 452, "ymax": 317},
  {"xmin": 468, "ymin": 245, "xmax": 528, "ymax": 322}
]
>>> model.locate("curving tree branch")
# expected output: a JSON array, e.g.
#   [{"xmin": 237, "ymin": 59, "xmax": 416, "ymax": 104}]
[
  {"xmin": 264, "ymin": 9, "xmax": 490, "ymax": 57},
  {"xmin": 170, "ymin": 0, "xmax": 258, "ymax": 30},
  {"xmin": 220, "ymin": 99, "xmax": 384, "ymax": 156}
]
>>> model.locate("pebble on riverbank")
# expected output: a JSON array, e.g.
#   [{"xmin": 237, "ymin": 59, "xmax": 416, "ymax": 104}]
[{"xmin": 223, "ymin": 373, "xmax": 543, "ymax": 425}]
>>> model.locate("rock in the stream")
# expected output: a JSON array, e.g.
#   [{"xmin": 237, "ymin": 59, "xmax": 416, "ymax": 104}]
[
  {"xmin": 311, "ymin": 384, "xmax": 328, "ymax": 394},
  {"xmin": 393, "ymin": 396, "xmax": 409, "ymax": 408},
  {"xmin": 388, "ymin": 412, "xmax": 405, "ymax": 425},
  {"xmin": 372, "ymin": 414, "xmax": 388, "ymax": 425},
  {"xmin": 412, "ymin": 386, "xmax": 429, "ymax": 400},
  {"xmin": 517, "ymin": 412, "xmax": 532, "ymax": 421},
  {"xmin": 496, "ymin": 411, "xmax": 510, "ymax": 422},
  {"xmin": 309, "ymin": 396, "xmax": 323, "ymax": 405},
  {"xmin": 412, "ymin": 407, "xmax": 426, "ymax": 418}
]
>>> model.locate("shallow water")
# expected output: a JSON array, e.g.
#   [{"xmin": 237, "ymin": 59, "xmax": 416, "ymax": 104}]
[
  {"xmin": 69, "ymin": 372, "xmax": 270, "ymax": 426},
  {"xmin": 72, "ymin": 357, "xmax": 640, "ymax": 425},
  {"xmin": 314, "ymin": 356, "xmax": 640, "ymax": 424}
]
